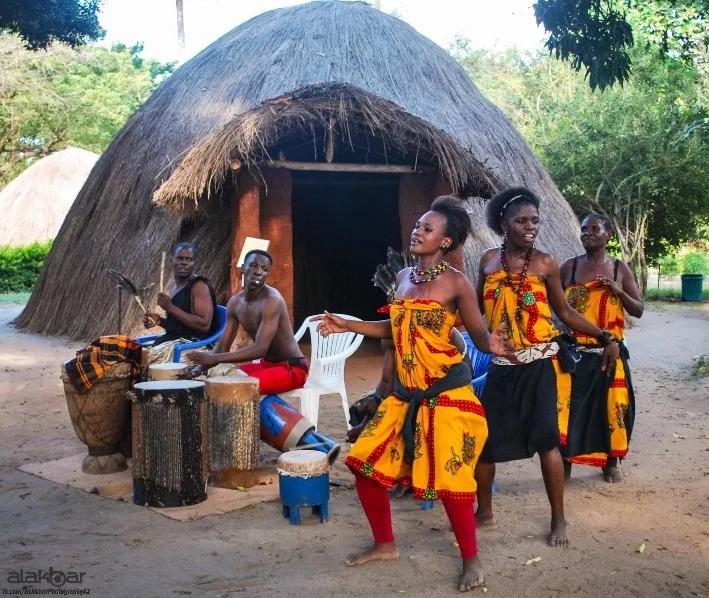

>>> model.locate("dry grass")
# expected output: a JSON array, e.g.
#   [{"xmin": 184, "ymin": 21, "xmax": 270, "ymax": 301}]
[{"xmin": 15, "ymin": 0, "xmax": 581, "ymax": 341}]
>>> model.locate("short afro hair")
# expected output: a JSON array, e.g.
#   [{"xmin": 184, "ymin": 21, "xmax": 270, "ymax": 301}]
[
  {"xmin": 485, "ymin": 187, "xmax": 541, "ymax": 236},
  {"xmin": 430, "ymin": 195, "xmax": 472, "ymax": 253},
  {"xmin": 243, "ymin": 249, "xmax": 273, "ymax": 266}
]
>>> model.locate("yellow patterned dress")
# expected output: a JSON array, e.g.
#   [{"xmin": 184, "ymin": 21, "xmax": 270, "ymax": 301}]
[
  {"xmin": 345, "ymin": 298, "xmax": 487, "ymax": 502},
  {"xmin": 479, "ymin": 270, "xmax": 571, "ymax": 461},
  {"xmin": 564, "ymin": 275, "xmax": 634, "ymax": 466}
]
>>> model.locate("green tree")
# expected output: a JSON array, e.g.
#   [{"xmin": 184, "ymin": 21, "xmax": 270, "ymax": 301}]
[
  {"xmin": 534, "ymin": 0, "xmax": 709, "ymax": 90},
  {"xmin": 0, "ymin": 35, "xmax": 174, "ymax": 186},
  {"xmin": 0, "ymin": 0, "xmax": 103, "ymax": 50},
  {"xmin": 454, "ymin": 41, "xmax": 709, "ymax": 293}
]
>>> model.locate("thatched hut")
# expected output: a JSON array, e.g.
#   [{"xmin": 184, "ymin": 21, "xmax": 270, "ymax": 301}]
[
  {"xmin": 0, "ymin": 148, "xmax": 98, "ymax": 247},
  {"xmin": 16, "ymin": 1, "xmax": 581, "ymax": 340}
]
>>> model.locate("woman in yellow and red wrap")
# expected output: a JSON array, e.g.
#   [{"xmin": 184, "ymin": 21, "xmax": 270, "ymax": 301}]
[
  {"xmin": 475, "ymin": 187, "xmax": 620, "ymax": 548},
  {"xmin": 312, "ymin": 197, "xmax": 511, "ymax": 592},
  {"xmin": 560, "ymin": 214, "xmax": 643, "ymax": 483}
]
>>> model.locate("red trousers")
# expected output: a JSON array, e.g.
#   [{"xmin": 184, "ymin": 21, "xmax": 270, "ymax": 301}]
[
  {"xmin": 239, "ymin": 358, "xmax": 308, "ymax": 395},
  {"xmin": 354, "ymin": 472, "xmax": 478, "ymax": 559}
]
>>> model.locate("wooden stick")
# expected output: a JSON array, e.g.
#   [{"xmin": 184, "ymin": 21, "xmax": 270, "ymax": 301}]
[
  {"xmin": 133, "ymin": 296, "xmax": 148, "ymax": 314},
  {"xmin": 159, "ymin": 251, "xmax": 166, "ymax": 292}
]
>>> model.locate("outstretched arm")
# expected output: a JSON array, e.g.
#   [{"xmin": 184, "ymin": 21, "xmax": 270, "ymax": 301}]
[
  {"xmin": 157, "ymin": 281, "xmax": 214, "ymax": 334},
  {"xmin": 455, "ymin": 273, "xmax": 512, "ymax": 356},
  {"xmin": 311, "ymin": 312, "xmax": 392, "ymax": 339}
]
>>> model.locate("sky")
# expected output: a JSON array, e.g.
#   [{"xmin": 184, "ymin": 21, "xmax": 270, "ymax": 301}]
[{"xmin": 97, "ymin": 0, "xmax": 547, "ymax": 64}]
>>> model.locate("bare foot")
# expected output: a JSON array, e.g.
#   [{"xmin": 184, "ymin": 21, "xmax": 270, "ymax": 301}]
[
  {"xmin": 458, "ymin": 555, "xmax": 485, "ymax": 592},
  {"xmin": 602, "ymin": 466, "xmax": 621, "ymax": 483},
  {"xmin": 547, "ymin": 518, "xmax": 569, "ymax": 547},
  {"xmin": 345, "ymin": 543, "xmax": 399, "ymax": 566},
  {"xmin": 475, "ymin": 507, "xmax": 497, "ymax": 528},
  {"xmin": 563, "ymin": 460, "xmax": 572, "ymax": 481}
]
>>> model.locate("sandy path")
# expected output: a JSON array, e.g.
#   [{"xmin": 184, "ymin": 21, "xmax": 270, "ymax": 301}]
[{"xmin": 0, "ymin": 304, "xmax": 708, "ymax": 597}]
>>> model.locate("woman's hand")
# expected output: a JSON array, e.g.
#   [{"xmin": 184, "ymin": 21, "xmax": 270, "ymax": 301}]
[
  {"xmin": 310, "ymin": 311, "xmax": 349, "ymax": 337},
  {"xmin": 143, "ymin": 312, "xmax": 161, "ymax": 328},
  {"xmin": 600, "ymin": 341, "xmax": 620, "ymax": 376},
  {"xmin": 488, "ymin": 326, "xmax": 516, "ymax": 357},
  {"xmin": 186, "ymin": 351, "xmax": 218, "ymax": 368},
  {"xmin": 595, "ymin": 274, "xmax": 622, "ymax": 296}
]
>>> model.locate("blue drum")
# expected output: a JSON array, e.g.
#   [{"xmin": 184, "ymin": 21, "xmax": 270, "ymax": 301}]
[{"xmin": 260, "ymin": 394, "xmax": 341, "ymax": 465}]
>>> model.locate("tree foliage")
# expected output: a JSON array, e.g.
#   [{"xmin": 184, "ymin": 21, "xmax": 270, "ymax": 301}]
[
  {"xmin": 454, "ymin": 40, "xmax": 709, "ymax": 293},
  {"xmin": 0, "ymin": 0, "xmax": 104, "ymax": 50},
  {"xmin": 0, "ymin": 35, "xmax": 174, "ymax": 186},
  {"xmin": 534, "ymin": 0, "xmax": 709, "ymax": 90}
]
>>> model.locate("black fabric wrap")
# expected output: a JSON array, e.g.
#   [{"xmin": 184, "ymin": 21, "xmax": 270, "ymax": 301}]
[{"xmin": 394, "ymin": 361, "xmax": 472, "ymax": 464}]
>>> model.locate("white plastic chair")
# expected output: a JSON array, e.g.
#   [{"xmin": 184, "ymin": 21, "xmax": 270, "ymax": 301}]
[{"xmin": 283, "ymin": 313, "xmax": 364, "ymax": 430}]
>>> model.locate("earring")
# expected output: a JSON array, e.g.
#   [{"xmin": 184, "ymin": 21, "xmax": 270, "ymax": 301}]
[{"xmin": 502, "ymin": 233, "xmax": 508, "ymax": 247}]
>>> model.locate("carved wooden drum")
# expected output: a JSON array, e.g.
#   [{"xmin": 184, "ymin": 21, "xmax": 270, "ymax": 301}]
[
  {"xmin": 130, "ymin": 380, "xmax": 208, "ymax": 508},
  {"xmin": 205, "ymin": 376, "xmax": 261, "ymax": 489}
]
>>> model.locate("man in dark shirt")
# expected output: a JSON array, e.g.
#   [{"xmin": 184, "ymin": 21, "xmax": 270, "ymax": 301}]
[
  {"xmin": 184, "ymin": 249, "xmax": 307, "ymax": 394},
  {"xmin": 143, "ymin": 243, "xmax": 219, "ymax": 347}
]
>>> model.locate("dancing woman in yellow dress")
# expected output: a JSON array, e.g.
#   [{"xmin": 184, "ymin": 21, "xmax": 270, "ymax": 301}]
[
  {"xmin": 560, "ymin": 214, "xmax": 644, "ymax": 482},
  {"xmin": 313, "ymin": 197, "xmax": 510, "ymax": 592},
  {"xmin": 474, "ymin": 187, "xmax": 620, "ymax": 547}
]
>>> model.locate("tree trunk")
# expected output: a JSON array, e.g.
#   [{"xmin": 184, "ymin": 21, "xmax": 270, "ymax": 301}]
[
  {"xmin": 176, "ymin": 0, "xmax": 186, "ymax": 59},
  {"xmin": 638, "ymin": 244, "xmax": 648, "ymax": 295}
]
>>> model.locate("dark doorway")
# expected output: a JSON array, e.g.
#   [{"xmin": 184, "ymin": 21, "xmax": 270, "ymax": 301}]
[{"xmin": 292, "ymin": 172, "xmax": 401, "ymax": 325}]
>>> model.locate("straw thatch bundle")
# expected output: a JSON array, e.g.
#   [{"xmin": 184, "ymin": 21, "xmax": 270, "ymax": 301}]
[
  {"xmin": 0, "ymin": 148, "xmax": 98, "ymax": 246},
  {"xmin": 16, "ymin": 0, "xmax": 581, "ymax": 341}
]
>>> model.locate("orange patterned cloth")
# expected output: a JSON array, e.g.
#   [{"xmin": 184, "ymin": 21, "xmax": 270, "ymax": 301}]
[
  {"xmin": 64, "ymin": 335, "xmax": 142, "ymax": 393},
  {"xmin": 345, "ymin": 299, "xmax": 487, "ymax": 502},
  {"xmin": 482, "ymin": 270, "xmax": 571, "ymax": 448},
  {"xmin": 564, "ymin": 281, "xmax": 633, "ymax": 466}
]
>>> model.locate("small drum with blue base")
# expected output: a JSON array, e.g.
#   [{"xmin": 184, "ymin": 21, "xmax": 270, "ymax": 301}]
[{"xmin": 277, "ymin": 450, "xmax": 330, "ymax": 525}]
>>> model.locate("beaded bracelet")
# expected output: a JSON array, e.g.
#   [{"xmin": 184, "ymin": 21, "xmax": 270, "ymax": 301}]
[{"xmin": 597, "ymin": 329, "xmax": 618, "ymax": 347}]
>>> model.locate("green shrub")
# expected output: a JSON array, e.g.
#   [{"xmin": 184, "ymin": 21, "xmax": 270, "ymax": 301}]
[
  {"xmin": 657, "ymin": 254, "xmax": 680, "ymax": 277},
  {"xmin": 644, "ymin": 287, "xmax": 709, "ymax": 301},
  {"xmin": 0, "ymin": 241, "xmax": 52, "ymax": 292},
  {"xmin": 682, "ymin": 251, "xmax": 709, "ymax": 275}
]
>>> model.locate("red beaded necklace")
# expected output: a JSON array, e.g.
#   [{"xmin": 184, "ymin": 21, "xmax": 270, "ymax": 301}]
[
  {"xmin": 409, "ymin": 261, "xmax": 449, "ymax": 285},
  {"xmin": 500, "ymin": 243, "xmax": 533, "ymax": 323}
]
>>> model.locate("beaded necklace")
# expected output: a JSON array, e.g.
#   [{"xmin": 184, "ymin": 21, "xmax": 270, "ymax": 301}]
[
  {"xmin": 409, "ymin": 261, "xmax": 449, "ymax": 285},
  {"xmin": 500, "ymin": 244, "xmax": 533, "ymax": 323}
]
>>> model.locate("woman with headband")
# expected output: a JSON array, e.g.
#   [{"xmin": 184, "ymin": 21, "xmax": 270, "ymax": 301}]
[{"xmin": 475, "ymin": 187, "xmax": 620, "ymax": 547}]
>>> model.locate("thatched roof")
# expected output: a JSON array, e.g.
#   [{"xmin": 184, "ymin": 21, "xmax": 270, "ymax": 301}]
[
  {"xmin": 16, "ymin": 0, "xmax": 581, "ymax": 341},
  {"xmin": 152, "ymin": 83, "xmax": 500, "ymax": 213},
  {"xmin": 0, "ymin": 148, "xmax": 98, "ymax": 246}
]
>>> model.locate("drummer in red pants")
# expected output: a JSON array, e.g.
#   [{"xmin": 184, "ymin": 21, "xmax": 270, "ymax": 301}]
[{"xmin": 184, "ymin": 250, "xmax": 308, "ymax": 394}]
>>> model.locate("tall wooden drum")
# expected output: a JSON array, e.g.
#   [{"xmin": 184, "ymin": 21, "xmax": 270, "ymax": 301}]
[
  {"xmin": 205, "ymin": 376, "xmax": 261, "ymax": 489},
  {"xmin": 130, "ymin": 380, "xmax": 208, "ymax": 508},
  {"xmin": 148, "ymin": 363, "xmax": 188, "ymax": 381}
]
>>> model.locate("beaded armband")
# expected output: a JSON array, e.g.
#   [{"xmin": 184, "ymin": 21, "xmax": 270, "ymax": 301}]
[{"xmin": 597, "ymin": 329, "xmax": 618, "ymax": 347}]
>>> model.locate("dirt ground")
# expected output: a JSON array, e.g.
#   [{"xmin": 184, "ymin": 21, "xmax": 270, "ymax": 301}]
[{"xmin": 0, "ymin": 303, "xmax": 708, "ymax": 598}]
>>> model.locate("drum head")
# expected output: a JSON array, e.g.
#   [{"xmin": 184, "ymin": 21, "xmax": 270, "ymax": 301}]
[
  {"xmin": 134, "ymin": 380, "xmax": 204, "ymax": 391},
  {"xmin": 149, "ymin": 363, "xmax": 188, "ymax": 371}
]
